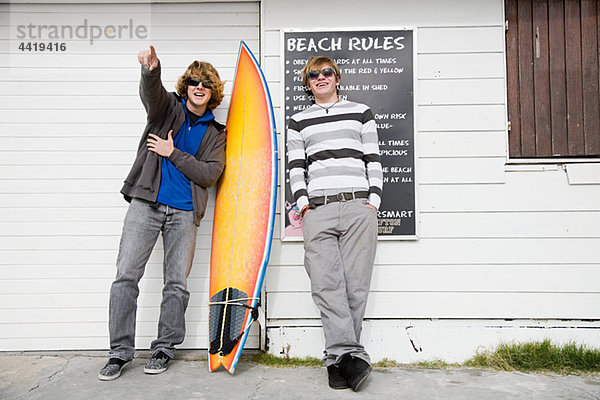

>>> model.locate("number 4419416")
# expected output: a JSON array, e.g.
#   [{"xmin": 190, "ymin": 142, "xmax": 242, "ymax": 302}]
[{"xmin": 18, "ymin": 42, "xmax": 66, "ymax": 52}]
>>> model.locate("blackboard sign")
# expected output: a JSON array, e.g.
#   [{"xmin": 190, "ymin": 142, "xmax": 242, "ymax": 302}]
[{"xmin": 281, "ymin": 28, "xmax": 416, "ymax": 240}]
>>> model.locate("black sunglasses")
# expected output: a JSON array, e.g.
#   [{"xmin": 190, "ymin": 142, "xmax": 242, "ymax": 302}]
[
  {"xmin": 307, "ymin": 67, "xmax": 336, "ymax": 80},
  {"xmin": 186, "ymin": 77, "xmax": 213, "ymax": 89}
]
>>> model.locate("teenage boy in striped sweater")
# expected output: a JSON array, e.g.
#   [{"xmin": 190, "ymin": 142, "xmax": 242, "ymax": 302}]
[{"xmin": 287, "ymin": 56, "xmax": 383, "ymax": 391}]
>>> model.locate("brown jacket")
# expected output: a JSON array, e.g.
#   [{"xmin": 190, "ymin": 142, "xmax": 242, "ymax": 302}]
[{"xmin": 120, "ymin": 61, "xmax": 227, "ymax": 225}]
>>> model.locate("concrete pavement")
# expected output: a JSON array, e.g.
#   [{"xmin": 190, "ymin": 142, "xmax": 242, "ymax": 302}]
[{"xmin": 1, "ymin": 351, "xmax": 599, "ymax": 399}]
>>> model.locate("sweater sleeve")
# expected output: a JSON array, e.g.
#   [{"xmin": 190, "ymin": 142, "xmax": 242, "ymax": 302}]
[
  {"xmin": 286, "ymin": 118, "xmax": 309, "ymax": 211},
  {"xmin": 361, "ymin": 108, "xmax": 383, "ymax": 209}
]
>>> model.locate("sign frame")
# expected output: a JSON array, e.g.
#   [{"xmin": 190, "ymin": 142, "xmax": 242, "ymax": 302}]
[{"xmin": 280, "ymin": 27, "xmax": 418, "ymax": 241}]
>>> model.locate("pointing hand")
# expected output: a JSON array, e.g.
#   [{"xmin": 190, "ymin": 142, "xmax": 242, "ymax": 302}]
[{"xmin": 137, "ymin": 45, "xmax": 158, "ymax": 71}]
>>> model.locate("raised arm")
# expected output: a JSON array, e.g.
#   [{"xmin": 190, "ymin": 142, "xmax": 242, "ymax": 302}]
[{"xmin": 137, "ymin": 45, "xmax": 170, "ymax": 123}]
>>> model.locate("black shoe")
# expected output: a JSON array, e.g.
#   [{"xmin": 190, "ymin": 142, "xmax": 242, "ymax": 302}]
[
  {"xmin": 327, "ymin": 365, "xmax": 349, "ymax": 389},
  {"xmin": 98, "ymin": 358, "xmax": 130, "ymax": 381},
  {"xmin": 338, "ymin": 354, "xmax": 372, "ymax": 391},
  {"xmin": 143, "ymin": 352, "xmax": 170, "ymax": 375}
]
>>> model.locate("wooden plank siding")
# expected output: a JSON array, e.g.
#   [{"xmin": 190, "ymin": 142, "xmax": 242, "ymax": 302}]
[
  {"xmin": 549, "ymin": 0, "xmax": 569, "ymax": 155},
  {"xmin": 582, "ymin": 0, "xmax": 600, "ymax": 154},
  {"xmin": 533, "ymin": 0, "xmax": 552, "ymax": 156},
  {"xmin": 506, "ymin": 0, "xmax": 600, "ymax": 158},
  {"xmin": 565, "ymin": 0, "xmax": 586, "ymax": 155}
]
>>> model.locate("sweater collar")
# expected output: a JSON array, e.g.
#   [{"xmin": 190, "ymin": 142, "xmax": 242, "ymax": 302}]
[{"xmin": 182, "ymin": 98, "xmax": 215, "ymax": 124}]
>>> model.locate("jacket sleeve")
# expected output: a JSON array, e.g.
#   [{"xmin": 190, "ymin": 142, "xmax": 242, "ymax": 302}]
[
  {"xmin": 167, "ymin": 128, "xmax": 227, "ymax": 188},
  {"xmin": 139, "ymin": 61, "xmax": 172, "ymax": 123}
]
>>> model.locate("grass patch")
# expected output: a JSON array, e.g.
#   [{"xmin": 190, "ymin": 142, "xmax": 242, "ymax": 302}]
[
  {"xmin": 373, "ymin": 358, "xmax": 458, "ymax": 369},
  {"xmin": 413, "ymin": 359, "xmax": 460, "ymax": 369},
  {"xmin": 464, "ymin": 340, "xmax": 600, "ymax": 374},
  {"xmin": 249, "ymin": 341, "xmax": 600, "ymax": 374},
  {"xmin": 372, "ymin": 358, "xmax": 403, "ymax": 368},
  {"xmin": 250, "ymin": 354, "xmax": 460, "ymax": 370},
  {"xmin": 248, "ymin": 352, "xmax": 322, "ymax": 368}
]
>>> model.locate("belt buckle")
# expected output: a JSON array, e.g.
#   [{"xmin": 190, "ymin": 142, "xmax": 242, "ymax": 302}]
[{"xmin": 337, "ymin": 192, "xmax": 347, "ymax": 202}]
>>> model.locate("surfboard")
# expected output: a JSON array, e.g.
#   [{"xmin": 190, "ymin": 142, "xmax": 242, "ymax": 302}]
[{"xmin": 207, "ymin": 41, "xmax": 278, "ymax": 374}]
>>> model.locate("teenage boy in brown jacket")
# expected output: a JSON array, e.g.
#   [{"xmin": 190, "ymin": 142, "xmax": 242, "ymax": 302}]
[{"xmin": 99, "ymin": 45, "xmax": 226, "ymax": 380}]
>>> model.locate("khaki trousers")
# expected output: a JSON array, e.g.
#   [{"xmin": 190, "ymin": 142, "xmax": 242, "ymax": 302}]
[{"xmin": 302, "ymin": 198, "xmax": 378, "ymax": 366}]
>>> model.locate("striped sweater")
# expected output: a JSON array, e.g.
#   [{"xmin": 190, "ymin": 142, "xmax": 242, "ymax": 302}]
[{"xmin": 287, "ymin": 100, "xmax": 383, "ymax": 211}]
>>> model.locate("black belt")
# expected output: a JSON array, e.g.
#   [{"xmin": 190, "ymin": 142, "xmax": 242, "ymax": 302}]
[{"xmin": 309, "ymin": 191, "xmax": 369, "ymax": 207}]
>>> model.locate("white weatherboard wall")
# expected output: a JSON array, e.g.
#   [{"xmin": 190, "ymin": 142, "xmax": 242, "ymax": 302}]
[
  {"xmin": 2, "ymin": 0, "xmax": 600, "ymax": 363},
  {"xmin": 262, "ymin": 0, "xmax": 600, "ymax": 363},
  {"xmin": 0, "ymin": 1, "xmax": 260, "ymax": 351}
]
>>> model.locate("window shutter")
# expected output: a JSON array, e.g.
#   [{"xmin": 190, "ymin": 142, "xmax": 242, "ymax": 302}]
[{"xmin": 506, "ymin": 0, "xmax": 600, "ymax": 158}]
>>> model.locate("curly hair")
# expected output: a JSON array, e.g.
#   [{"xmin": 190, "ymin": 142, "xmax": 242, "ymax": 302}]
[
  {"xmin": 301, "ymin": 56, "xmax": 341, "ymax": 87},
  {"xmin": 176, "ymin": 61, "xmax": 225, "ymax": 110}
]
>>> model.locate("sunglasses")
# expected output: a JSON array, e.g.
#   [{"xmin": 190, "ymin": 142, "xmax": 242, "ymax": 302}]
[
  {"xmin": 185, "ymin": 77, "xmax": 213, "ymax": 89},
  {"xmin": 307, "ymin": 67, "xmax": 336, "ymax": 80}
]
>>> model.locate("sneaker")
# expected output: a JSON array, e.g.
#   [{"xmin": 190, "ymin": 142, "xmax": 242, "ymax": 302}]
[
  {"xmin": 338, "ymin": 354, "xmax": 372, "ymax": 391},
  {"xmin": 143, "ymin": 352, "xmax": 170, "ymax": 374},
  {"xmin": 98, "ymin": 358, "xmax": 130, "ymax": 381},
  {"xmin": 327, "ymin": 364, "xmax": 349, "ymax": 389}
]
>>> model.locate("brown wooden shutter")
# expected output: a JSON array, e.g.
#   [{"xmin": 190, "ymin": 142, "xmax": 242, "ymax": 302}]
[{"xmin": 506, "ymin": 0, "xmax": 600, "ymax": 158}]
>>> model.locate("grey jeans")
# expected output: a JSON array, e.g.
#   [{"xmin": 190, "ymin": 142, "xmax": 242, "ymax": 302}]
[
  {"xmin": 302, "ymin": 198, "xmax": 378, "ymax": 367},
  {"xmin": 108, "ymin": 198, "xmax": 198, "ymax": 361}
]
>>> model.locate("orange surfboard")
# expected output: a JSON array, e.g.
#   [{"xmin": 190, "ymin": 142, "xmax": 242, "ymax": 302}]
[{"xmin": 208, "ymin": 42, "xmax": 277, "ymax": 374}]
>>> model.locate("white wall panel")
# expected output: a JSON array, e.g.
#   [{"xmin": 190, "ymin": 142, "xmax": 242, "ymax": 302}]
[
  {"xmin": 417, "ymin": 26, "xmax": 505, "ymax": 53},
  {"xmin": 268, "ymin": 292, "xmax": 600, "ymax": 319},
  {"xmin": 0, "ymin": 219, "xmax": 213, "ymax": 236},
  {"xmin": 420, "ymin": 169, "xmax": 600, "ymax": 212},
  {"xmin": 418, "ymin": 131, "xmax": 507, "ymax": 157},
  {"xmin": 0, "ymin": 249, "xmax": 213, "ymax": 266},
  {"xmin": 418, "ymin": 53, "xmax": 505, "ymax": 79},
  {"xmin": 418, "ymin": 104, "xmax": 506, "ymax": 131},
  {"xmin": 0, "ymin": 123, "xmax": 144, "ymax": 137},
  {"xmin": 2, "ymin": 151, "xmax": 136, "ymax": 165},
  {"xmin": 270, "ymin": 238, "xmax": 600, "ymax": 266},
  {"xmin": 263, "ymin": 0, "xmax": 599, "ymax": 363},
  {"xmin": 0, "ymin": 165, "xmax": 131, "ymax": 179},
  {"xmin": 3, "ymin": 0, "xmax": 600, "ymax": 360},
  {"xmin": 1, "ymin": 180, "xmax": 121, "ymax": 193},
  {"xmin": 263, "ymin": 0, "xmax": 503, "ymax": 28},
  {"xmin": 419, "ymin": 211, "xmax": 600, "ymax": 238},
  {"xmin": 418, "ymin": 79, "xmax": 505, "ymax": 105},
  {"xmin": 0, "ymin": 1, "xmax": 260, "ymax": 351},
  {"xmin": 267, "ymin": 320, "xmax": 600, "ymax": 364},
  {"xmin": 0, "ymin": 193, "xmax": 125, "ymax": 208},
  {"xmin": 417, "ymin": 157, "xmax": 506, "ymax": 184},
  {"xmin": 5, "ymin": 53, "xmax": 239, "ymax": 68},
  {"xmin": 4, "ymin": 137, "xmax": 140, "ymax": 150},
  {"xmin": 267, "ymin": 264, "xmax": 600, "ymax": 293},
  {"xmin": 0, "ymin": 109, "xmax": 147, "ymax": 123}
]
